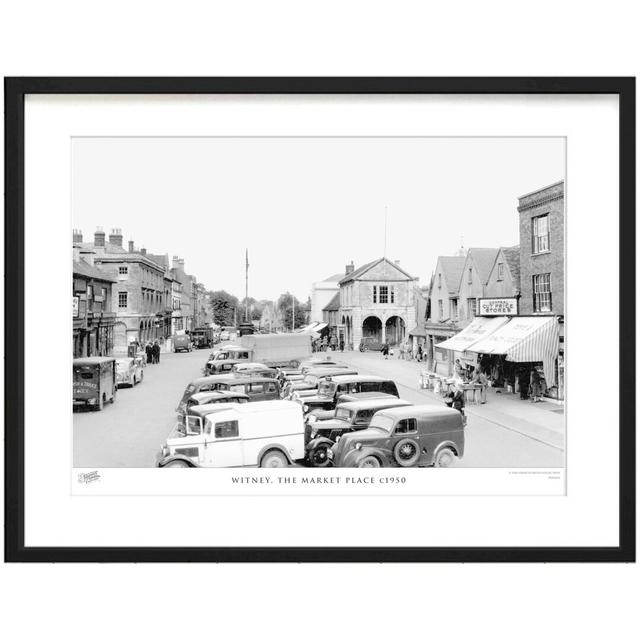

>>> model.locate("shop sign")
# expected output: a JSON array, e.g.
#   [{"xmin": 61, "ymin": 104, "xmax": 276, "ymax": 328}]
[
  {"xmin": 73, "ymin": 296, "xmax": 79, "ymax": 318},
  {"xmin": 478, "ymin": 297, "xmax": 518, "ymax": 316}
]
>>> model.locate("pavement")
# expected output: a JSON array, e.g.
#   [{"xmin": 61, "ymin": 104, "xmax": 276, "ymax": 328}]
[{"xmin": 73, "ymin": 345, "xmax": 565, "ymax": 469}]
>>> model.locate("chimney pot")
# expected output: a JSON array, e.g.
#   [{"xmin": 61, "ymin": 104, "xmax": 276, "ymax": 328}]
[
  {"xmin": 345, "ymin": 260, "xmax": 355, "ymax": 275},
  {"xmin": 128, "ymin": 240, "xmax": 134, "ymax": 252},
  {"xmin": 72, "ymin": 229, "xmax": 83, "ymax": 243},
  {"xmin": 109, "ymin": 228, "xmax": 123, "ymax": 248},
  {"xmin": 94, "ymin": 227, "xmax": 105, "ymax": 247}
]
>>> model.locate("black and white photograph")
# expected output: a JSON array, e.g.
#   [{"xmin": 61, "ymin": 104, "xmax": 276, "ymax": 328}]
[{"xmin": 71, "ymin": 136, "xmax": 566, "ymax": 476}]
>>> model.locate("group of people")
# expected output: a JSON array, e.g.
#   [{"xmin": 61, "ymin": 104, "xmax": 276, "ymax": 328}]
[
  {"xmin": 312, "ymin": 334, "xmax": 345, "ymax": 353},
  {"xmin": 145, "ymin": 340, "xmax": 161, "ymax": 364}
]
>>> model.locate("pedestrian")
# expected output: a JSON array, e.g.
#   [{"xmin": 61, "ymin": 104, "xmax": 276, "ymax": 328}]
[
  {"xmin": 472, "ymin": 368, "xmax": 488, "ymax": 404},
  {"xmin": 145, "ymin": 341, "xmax": 153, "ymax": 364},
  {"xmin": 339, "ymin": 337, "xmax": 345, "ymax": 352},
  {"xmin": 446, "ymin": 381, "xmax": 466, "ymax": 416},
  {"xmin": 519, "ymin": 366, "xmax": 530, "ymax": 400},
  {"xmin": 381, "ymin": 341, "xmax": 390, "ymax": 360},
  {"xmin": 530, "ymin": 368, "xmax": 542, "ymax": 403},
  {"xmin": 330, "ymin": 334, "xmax": 337, "ymax": 351},
  {"xmin": 454, "ymin": 358, "xmax": 464, "ymax": 379},
  {"xmin": 417, "ymin": 344, "xmax": 423, "ymax": 363},
  {"xmin": 321, "ymin": 335, "xmax": 328, "ymax": 352},
  {"xmin": 152, "ymin": 340, "xmax": 161, "ymax": 364}
]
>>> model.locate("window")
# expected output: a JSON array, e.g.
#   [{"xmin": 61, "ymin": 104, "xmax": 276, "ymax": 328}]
[
  {"xmin": 467, "ymin": 298, "xmax": 476, "ymax": 318},
  {"xmin": 381, "ymin": 381, "xmax": 398, "ymax": 396},
  {"xmin": 372, "ymin": 285, "xmax": 377, "ymax": 304},
  {"xmin": 206, "ymin": 420, "xmax": 239, "ymax": 438},
  {"xmin": 248, "ymin": 383, "xmax": 264, "ymax": 396},
  {"xmin": 497, "ymin": 263, "xmax": 505, "ymax": 280},
  {"xmin": 468, "ymin": 268, "xmax": 473, "ymax": 284},
  {"xmin": 450, "ymin": 299, "xmax": 458, "ymax": 319},
  {"xmin": 118, "ymin": 291, "xmax": 127, "ymax": 308},
  {"xmin": 267, "ymin": 382, "xmax": 278, "ymax": 393},
  {"xmin": 118, "ymin": 266, "xmax": 128, "ymax": 275},
  {"xmin": 379, "ymin": 285, "xmax": 389, "ymax": 304},
  {"xmin": 533, "ymin": 273, "xmax": 552, "ymax": 312},
  {"xmin": 86, "ymin": 285, "xmax": 93, "ymax": 300},
  {"xmin": 390, "ymin": 286, "xmax": 395, "ymax": 304},
  {"xmin": 438, "ymin": 300, "xmax": 443, "ymax": 320},
  {"xmin": 532, "ymin": 214, "xmax": 550, "ymax": 253},
  {"xmin": 438, "ymin": 273, "xmax": 442, "ymax": 289},
  {"xmin": 394, "ymin": 418, "xmax": 417, "ymax": 434}
]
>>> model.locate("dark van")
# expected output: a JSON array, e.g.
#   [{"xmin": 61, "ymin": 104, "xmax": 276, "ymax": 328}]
[
  {"xmin": 73, "ymin": 357, "xmax": 117, "ymax": 410},
  {"xmin": 173, "ymin": 334, "xmax": 192, "ymax": 353}
]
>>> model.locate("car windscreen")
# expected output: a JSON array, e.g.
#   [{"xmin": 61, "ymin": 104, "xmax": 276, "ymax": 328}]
[
  {"xmin": 368, "ymin": 414, "xmax": 395, "ymax": 434},
  {"xmin": 318, "ymin": 381, "xmax": 336, "ymax": 397},
  {"xmin": 180, "ymin": 383, "xmax": 197, "ymax": 404},
  {"xmin": 334, "ymin": 407, "xmax": 353, "ymax": 422},
  {"xmin": 73, "ymin": 365, "xmax": 97, "ymax": 380}
]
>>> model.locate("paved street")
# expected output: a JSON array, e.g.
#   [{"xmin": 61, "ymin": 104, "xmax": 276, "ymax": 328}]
[{"xmin": 74, "ymin": 345, "xmax": 564, "ymax": 468}]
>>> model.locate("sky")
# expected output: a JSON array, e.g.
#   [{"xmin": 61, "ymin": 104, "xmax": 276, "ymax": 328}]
[{"xmin": 72, "ymin": 137, "xmax": 565, "ymax": 301}]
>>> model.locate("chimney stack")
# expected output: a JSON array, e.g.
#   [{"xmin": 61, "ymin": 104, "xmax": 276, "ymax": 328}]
[
  {"xmin": 94, "ymin": 226, "xmax": 105, "ymax": 247},
  {"xmin": 128, "ymin": 240, "xmax": 134, "ymax": 253},
  {"xmin": 172, "ymin": 255, "xmax": 180, "ymax": 270},
  {"xmin": 345, "ymin": 260, "xmax": 354, "ymax": 275},
  {"xmin": 109, "ymin": 228, "xmax": 123, "ymax": 247},
  {"xmin": 140, "ymin": 248, "xmax": 147, "ymax": 256},
  {"xmin": 72, "ymin": 229, "xmax": 83, "ymax": 243}
]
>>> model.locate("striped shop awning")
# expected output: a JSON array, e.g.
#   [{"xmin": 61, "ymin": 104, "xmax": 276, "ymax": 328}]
[
  {"xmin": 434, "ymin": 316, "xmax": 510, "ymax": 353},
  {"xmin": 467, "ymin": 316, "xmax": 560, "ymax": 386}
]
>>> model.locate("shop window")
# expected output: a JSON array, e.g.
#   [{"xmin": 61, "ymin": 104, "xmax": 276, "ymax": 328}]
[
  {"xmin": 379, "ymin": 285, "xmax": 389, "ymax": 304},
  {"xmin": 118, "ymin": 291, "xmax": 128, "ymax": 308},
  {"xmin": 532, "ymin": 214, "xmax": 550, "ymax": 253},
  {"xmin": 533, "ymin": 273, "xmax": 552, "ymax": 312}
]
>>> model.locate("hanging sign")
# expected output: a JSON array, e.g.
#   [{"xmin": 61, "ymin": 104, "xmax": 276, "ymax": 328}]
[{"xmin": 477, "ymin": 297, "xmax": 518, "ymax": 316}]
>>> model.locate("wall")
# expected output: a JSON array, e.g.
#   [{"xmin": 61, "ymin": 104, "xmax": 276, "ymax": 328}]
[
  {"xmin": 485, "ymin": 250, "xmax": 518, "ymax": 299},
  {"xmin": 518, "ymin": 182, "xmax": 565, "ymax": 316}
]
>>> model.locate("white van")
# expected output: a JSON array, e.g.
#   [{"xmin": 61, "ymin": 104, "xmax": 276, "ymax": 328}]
[{"xmin": 157, "ymin": 400, "xmax": 304, "ymax": 468}]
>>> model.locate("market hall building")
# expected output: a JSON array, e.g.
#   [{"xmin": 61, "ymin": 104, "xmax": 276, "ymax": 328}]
[{"xmin": 330, "ymin": 258, "xmax": 418, "ymax": 349}]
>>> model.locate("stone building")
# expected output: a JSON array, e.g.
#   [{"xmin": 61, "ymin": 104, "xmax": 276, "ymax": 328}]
[
  {"xmin": 334, "ymin": 258, "xmax": 418, "ymax": 348},
  {"xmin": 457, "ymin": 248, "xmax": 500, "ymax": 325},
  {"xmin": 72, "ymin": 244, "xmax": 117, "ymax": 358},
  {"xmin": 310, "ymin": 272, "xmax": 342, "ymax": 323},
  {"xmin": 76, "ymin": 228, "xmax": 170, "ymax": 352},
  {"xmin": 485, "ymin": 246, "xmax": 521, "ymax": 299}
]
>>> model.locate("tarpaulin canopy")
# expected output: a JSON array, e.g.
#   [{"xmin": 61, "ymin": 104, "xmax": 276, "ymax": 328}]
[
  {"xmin": 435, "ymin": 316, "xmax": 510, "ymax": 352},
  {"xmin": 467, "ymin": 316, "xmax": 560, "ymax": 386}
]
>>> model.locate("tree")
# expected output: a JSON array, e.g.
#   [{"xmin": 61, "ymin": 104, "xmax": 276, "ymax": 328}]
[
  {"xmin": 209, "ymin": 290, "xmax": 239, "ymax": 326},
  {"xmin": 276, "ymin": 292, "xmax": 308, "ymax": 331},
  {"xmin": 239, "ymin": 296, "xmax": 264, "ymax": 322}
]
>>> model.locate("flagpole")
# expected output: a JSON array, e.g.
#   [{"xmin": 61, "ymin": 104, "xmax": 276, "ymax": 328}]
[{"xmin": 245, "ymin": 248, "xmax": 249, "ymax": 322}]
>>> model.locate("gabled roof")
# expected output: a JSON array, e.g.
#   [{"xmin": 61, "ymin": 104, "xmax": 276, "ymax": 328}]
[
  {"xmin": 322, "ymin": 291, "xmax": 340, "ymax": 312},
  {"xmin": 501, "ymin": 245, "xmax": 521, "ymax": 291},
  {"xmin": 339, "ymin": 257, "xmax": 415, "ymax": 285},
  {"xmin": 437, "ymin": 256, "xmax": 466, "ymax": 294},
  {"xmin": 73, "ymin": 259, "xmax": 117, "ymax": 283},
  {"xmin": 466, "ymin": 248, "xmax": 500, "ymax": 284}
]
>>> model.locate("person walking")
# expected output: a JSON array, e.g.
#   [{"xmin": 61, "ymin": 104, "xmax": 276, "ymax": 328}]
[
  {"xmin": 446, "ymin": 381, "xmax": 466, "ymax": 416},
  {"xmin": 145, "ymin": 341, "xmax": 153, "ymax": 365},
  {"xmin": 152, "ymin": 340, "xmax": 161, "ymax": 364},
  {"xmin": 530, "ymin": 368, "xmax": 542, "ymax": 403},
  {"xmin": 339, "ymin": 337, "xmax": 345, "ymax": 353},
  {"xmin": 417, "ymin": 344, "xmax": 423, "ymax": 363},
  {"xmin": 330, "ymin": 334, "xmax": 337, "ymax": 351},
  {"xmin": 381, "ymin": 341, "xmax": 390, "ymax": 360},
  {"xmin": 472, "ymin": 368, "xmax": 488, "ymax": 404}
]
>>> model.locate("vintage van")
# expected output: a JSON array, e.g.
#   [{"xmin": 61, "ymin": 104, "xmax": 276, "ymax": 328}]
[
  {"xmin": 157, "ymin": 400, "xmax": 305, "ymax": 468},
  {"xmin": 73, "ymin": 357, "xmax": 117, "ymax": 410}
]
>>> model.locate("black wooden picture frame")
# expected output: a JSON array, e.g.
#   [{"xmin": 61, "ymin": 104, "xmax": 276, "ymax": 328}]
[{"xmin": 4, "ymin": 77, "xmax": 635, "ymax": 562}]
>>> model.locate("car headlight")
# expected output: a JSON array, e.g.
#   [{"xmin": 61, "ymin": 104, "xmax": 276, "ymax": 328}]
[
  {"xmin": 308, "ymin": 415, "xmax": 317, "ymax": 424},
  {"xmin": 355, "ymin": 442, "xmax": 362, "ymax": 450},
  {"xmin": 304, "ymin": 405, "xmax": 310, "ymax": 413}
]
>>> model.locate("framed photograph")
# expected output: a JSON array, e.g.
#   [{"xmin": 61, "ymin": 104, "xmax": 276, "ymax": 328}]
[{"xmin": 4, "ymin": 77, "xmax": 635, "ymax": 562}]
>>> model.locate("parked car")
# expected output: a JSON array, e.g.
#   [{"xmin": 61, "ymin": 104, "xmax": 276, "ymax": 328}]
[
  {"xmin": 184, "ymin": 390, "xmax": 250, "ymax": 412},
  {"xmin": 359, "ymin": 336, "xmax": 384, "ymax": 352},
  {"xmin": 115, "ymin": 357, "xmax": 144, "ymax": 388},
  {"xmin": 73, "ymin": 357, "xmax": 117, "ymax": 410},
  {"xmin": 298, "ymin": 375, "xmax": 400, "ymax": 413},
  {"xmin": 157, "ymin": 401, "xmax": 305, "ymax": 468},
  {"xmin": 231, "ymin": 362, "xmax": 278, "ymax": 378},
  {"xmin": 283, "ymin": 367, "xmax": 358, "ymax": 399},
  {"xmin": 328, "ymin": 405, "xmax": 465, "ymax": 468},
  {"xmin": 173, "ymin": 334, "xmax": 192, "ymax": 353},
  {"xmin": 204, "ymin": 358, "xmax": 245, "ymax": 376},
  {"xmin": 177, "ymin": 375, "xmax": 281, "ymax": 414},
  {"xmin": 211, "ymin": 346, "xmax": 252, "ymax": 361},
  {"xmin": 305, "ymin": 397, "xmax": 412, "ymax": 466}
]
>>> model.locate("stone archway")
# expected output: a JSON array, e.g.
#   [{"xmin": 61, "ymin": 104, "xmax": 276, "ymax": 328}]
[
  {"xmin": 385, "ymin": 315, "xmax": 406, "ymax": 346},
  {"xmin": 362, "ymin": 315, "xmax": 383, "ymax": 342}
]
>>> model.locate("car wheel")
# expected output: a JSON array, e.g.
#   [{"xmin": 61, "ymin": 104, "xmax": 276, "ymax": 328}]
[
  {"xmin": 434, "ymin": 447, "xmax": 456, "ymax": 468},
  {"xmin": 393, "ymin": 438, "xmax": 421, "ymax": 467},
  {"xmin": 309, "ymin": 444, "xmax": 332, "ymax": 467},
  {"xmin": 163, "ymin": 460, "xmax": 190, "ymax": 468},
  {"xmin": 357, "ymin": 455, "xmax": 381, "ymax": 468},
  {"xmin": 260, "ymin": 450, "xmax": 288, "ymax": 468}
]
